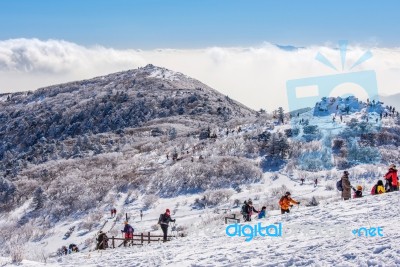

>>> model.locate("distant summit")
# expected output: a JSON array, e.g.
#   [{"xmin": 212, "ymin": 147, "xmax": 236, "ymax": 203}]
[{"xmin": 313, "ymin": 96, "xmax": 385, "ymax": 116}]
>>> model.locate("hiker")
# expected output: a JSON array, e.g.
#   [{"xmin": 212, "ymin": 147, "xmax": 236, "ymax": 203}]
[
  {"xmin": 258, "ymin": 206, "xmax": 267, "ymax": 219},
  {"xmin": 279, "ymin": 192, "xmax": 300, "ymax": 214},
  {"xmin": 68, "ymin": 244, "xmax": 79, "ymax": 253},
  {"xmin": 384, "ymin": 164, "xmax": 398, "ymax": 192},
  {"xmin": 314, "ymin": 178, "xmax": 318, "ymax": 187},
  {"xmin": 371, "ymin": 180, "xmax": 386, "ymax": 195},
  {"xmin": 140, "ymin": 210, "xmax": 143, "ymax": 221},
  {"xmin": 341, "ymin": 171, "xmax": 352, "ymax": 200},
  {"xmin": 61, "ymin": 246, "xmax": 68, "ymax": 255},
  {"xmin": 240, "ymin": 200, "xmax": 248, "ymax": 220},
  {"xmin": 111, "ymin": 208, "xmax": 114, "ymax": 218},
  {"xmin": 121, "ymin": 221, "xmax": 134, "ymax": 246},
  {"xmin": 242, "ymin": 200, "xmax": 259, "ymax": 222},
  {"xmin": 96, "ymin": 231, "xmax": 109, "ymax": 250},
  {"xmin": 300, "ymin": 178, "xmax": 304, "ymax": 185},
  {"xmin": 352, "ymin": 185, "xmax": 363, "ymax": 198},
  {"xmin": 158, "ymin": 209, "xmax": 176, "ymax": 242}
]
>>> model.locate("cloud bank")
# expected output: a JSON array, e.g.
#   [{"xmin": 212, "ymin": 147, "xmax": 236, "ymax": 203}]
[{"xmin": 1, "ymin": 38, "xmax": 400, "ymax": 111}]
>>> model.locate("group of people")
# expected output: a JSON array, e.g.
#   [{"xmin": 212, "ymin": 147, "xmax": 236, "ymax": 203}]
[
  {"xmin": 60, "ymin": 244, "xmax": 79, "ymax": 255},
  {"xmin": 240, "ymin": 192, "xmax": 300, "ymax": 222},
  {"xmin": 341, "ymin": 164, "xmax": 398, "ymax": 200},
  {"xmin": 95, "ymin": 208, "xmax": 176, "ymax": 250}
]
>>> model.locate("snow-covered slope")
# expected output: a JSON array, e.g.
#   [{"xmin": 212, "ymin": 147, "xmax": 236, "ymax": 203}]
[{"xmin": 4, "ymin": 189, "xmax": 399, "ymax": 267}]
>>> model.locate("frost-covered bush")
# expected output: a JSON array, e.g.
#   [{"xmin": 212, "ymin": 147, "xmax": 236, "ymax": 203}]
[
  {"xmin": 325, "ymin": 182, "xmax": 335, "ymax": 191},
  {"xmin": 298, "ymin": 148, "xmax": 333, "ymax": 171},
  {"xmin": 125, "ymin": 190, "xmax": 141, "ymax": 204},
  {"xmin": 335, "ymin": 157, "xmax": 351, "ymax": 170},
  {"xmin": 347, "ymin": 139, "xmax": 380, "ymax": 164},
  {"xmin": 271, "ymin": 173, "xmax": 279, "ymax": 181},
  {"xmin": 202, "ymin": 189, "xmax": 234, "ymax": 206},
  {"xmin": 79, "ymin": 212, "xmax": 103, "ymax": 231},
  {"xmin": 143, "ymin": 194, "xmax": 159, "ymax": 209},
  {"xmin": 269, "ymin": 185, "xmax": 289, "ymax": 197},
  {"xmin": 151, "ymin": 224, "xmax": 160, "ymax": 231},
  {"xmin": 153, "ymin": 156, "xmax": 262, "ymax": 196},
  {"xmin": 307, "ymin": 196, "xmax": 319, "ymax": 206}
]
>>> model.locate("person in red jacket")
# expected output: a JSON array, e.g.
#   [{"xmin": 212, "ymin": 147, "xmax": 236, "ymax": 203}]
[{"xmin": 384, "ymin": 164, "xmax": 398, "ymax": 192}]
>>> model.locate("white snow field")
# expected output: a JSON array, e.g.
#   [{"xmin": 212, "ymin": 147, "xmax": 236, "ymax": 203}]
[{"xmin": 3, "ymin": 188, "xmax": 399, "ymax": 267}]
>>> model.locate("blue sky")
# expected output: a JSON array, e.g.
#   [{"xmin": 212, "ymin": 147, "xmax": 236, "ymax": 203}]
[{"xmin": 0, "ymin": 0, "xmax": 399, "ymax": 48}]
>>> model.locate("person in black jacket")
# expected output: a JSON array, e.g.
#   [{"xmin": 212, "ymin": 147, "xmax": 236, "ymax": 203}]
[
  {"xmin": 158, "ymin": 209, "xmax": 176, "ymax": 242},
  {"xmin": 96, "ymin": 231, "xmax": 109, "ymax": 250},
  {"xmin": 243, "ymin": 200, "xmax": 259, "ymax": 222}
]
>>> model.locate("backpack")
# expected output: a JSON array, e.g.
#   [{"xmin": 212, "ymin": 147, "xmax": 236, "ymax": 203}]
[
  {"xmin": 336, "ymin": 180, "xmax": 343, "ymax": 191},
  {"xmin": 279, "ymin": 196, "xmax": 286, "ymax": 206},
  {"xmin": 127, "ymin": 225, "xmax": 134, "ymax": 233},
  {"xmin": 158, "ymin": 214, "xmax": 168, "ymax": 224},
  {"xmin": 240, "ymin": 204, "xmax": 247, "ymax": 215}
]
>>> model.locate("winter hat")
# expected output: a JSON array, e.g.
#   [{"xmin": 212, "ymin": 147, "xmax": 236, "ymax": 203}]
[
  {"xmin": 344, "ymin": 171, "xmax": 349, "ymax": 175},
  {"xmin": 166, "ymin": 209, "xmax": 170, "ymax": 213},
  {"xmin": 248, "ymin": 200, "xmax": 253, "ymax": 205},
  {"xmin": 285, "ymin": 191, "xmax": 291, "ymax": 196},
  {"xmin": 357, "ymin": 185, "xmax": 362, "ymax": 190}
]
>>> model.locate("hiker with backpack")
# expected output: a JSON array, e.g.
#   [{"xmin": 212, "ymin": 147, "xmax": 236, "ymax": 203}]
[
  {"xmin": 158, "ymin": 209, "xmax": 176, "ymax": 242},
  {"xmin": 352, "ymin": 185, "xmax": 363, "ymax": 198},
  {"xmin": 279, "ymin": 192, "xmax": 300, "ymax": 214},
  {"xmin": 241, "ymin": 199, "xmax": 259, "ymax": 222},
  {"xmin": 371, "ymin": 180, "xmax": 386, "ymax": 195},
  {"xmin": 96, "ymin": 231, "xmax": 109, "ymax": 250},
  {"xmin": 384, "ymin": 164, "xmax": 398, "ymax": 192},
  {"xmin": 339, "ymin": 171, "xmax": 352, "ymax": 200},
  {"xmin": 121, "ymin": 221, "xmax": 134, "ymax": 246}
]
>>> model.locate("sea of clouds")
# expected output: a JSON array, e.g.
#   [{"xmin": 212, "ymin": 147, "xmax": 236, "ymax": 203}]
[{"xmin": 0, "ymin": 38, "xmax": 399, "ymax": 110}]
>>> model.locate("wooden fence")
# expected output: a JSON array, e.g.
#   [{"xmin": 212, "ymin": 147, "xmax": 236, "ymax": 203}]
[{"xmin": 107, "ymin": 232, "xmax": 174, "ymax": 248}]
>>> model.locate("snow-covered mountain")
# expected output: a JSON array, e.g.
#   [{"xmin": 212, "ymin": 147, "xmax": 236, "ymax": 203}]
[{"xmin": 0, "ymin": 65, "xmax": 399, "ymax": 266}]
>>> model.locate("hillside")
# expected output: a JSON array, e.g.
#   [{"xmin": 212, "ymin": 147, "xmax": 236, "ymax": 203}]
[
  {"xmin": 0, "ymin": 64, "xmax": 254, "ymax": 174},
  {"xmin": 0, "ymin": 66, "xmax": 400, "ymax": 266}
]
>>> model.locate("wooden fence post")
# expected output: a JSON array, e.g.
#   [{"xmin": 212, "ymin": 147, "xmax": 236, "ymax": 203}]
[
  {"xmin": 112, "ymin": 236, "xmax": 115, "ymax": 249},
  {"xmin": 141, "ymin": 233, "xmax": 144, "ymax": 244},
  {"xmin": 148, "ymin": 232, "xmax": 151, "ymax": 244}
]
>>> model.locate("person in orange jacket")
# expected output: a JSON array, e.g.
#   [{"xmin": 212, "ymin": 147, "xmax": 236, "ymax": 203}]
[
  {"xmin": 279, "ymin": 192, "xmax": 300, "ymax": 214},
  {"xmin": 384, "ymin": 164, "xmax": 398, "ymax": 192}
]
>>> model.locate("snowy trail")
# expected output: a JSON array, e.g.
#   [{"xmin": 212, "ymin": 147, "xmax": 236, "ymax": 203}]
[{"xmin": 52, "ymin": 192, "xmax": 400, "ymax": 267}]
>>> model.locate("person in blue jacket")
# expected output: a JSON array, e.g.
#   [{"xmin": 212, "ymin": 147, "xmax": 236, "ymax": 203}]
[{"xmin": 258, "ymin": 206, "xmax": 267, "ymax": 219}]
